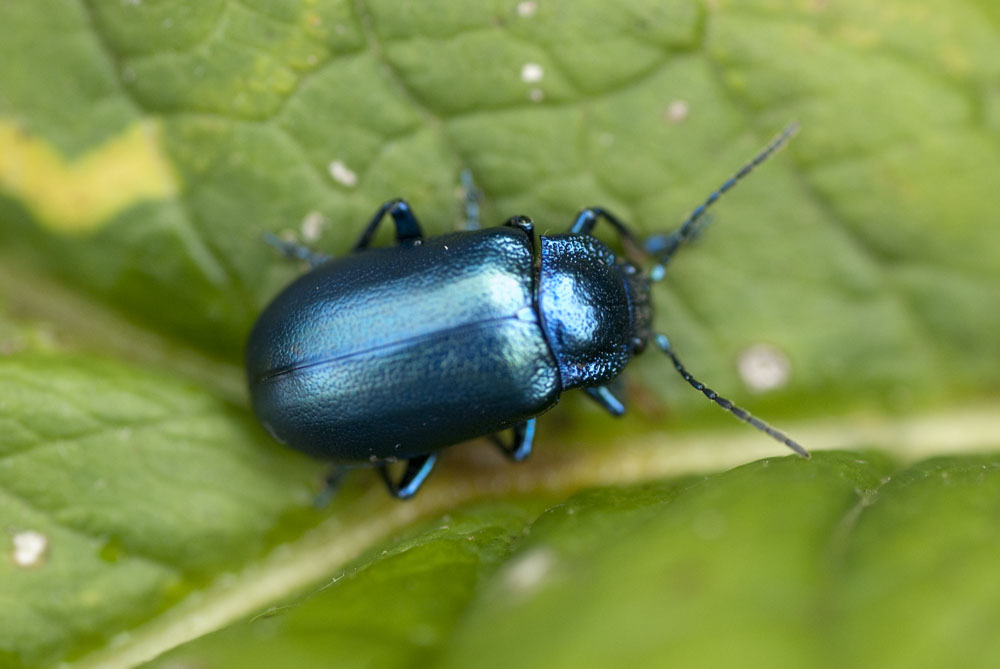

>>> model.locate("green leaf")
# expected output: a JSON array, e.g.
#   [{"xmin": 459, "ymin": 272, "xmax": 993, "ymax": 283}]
[
  {"xmin": 141, "ymin": 454, "xmax": 1000, "ymax": 669},
  {"xmin": 1, "ymin": 0, "xmax": 998, "ymax": 667},
  {"xmin": 0, "ymin": 355, "xmax": 319, "ymax": 667}
]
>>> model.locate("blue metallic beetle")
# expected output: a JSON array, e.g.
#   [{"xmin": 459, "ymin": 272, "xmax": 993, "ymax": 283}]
[{"xmin": 247, "ymin": 125, "xmax": 807, "ymax": 500}]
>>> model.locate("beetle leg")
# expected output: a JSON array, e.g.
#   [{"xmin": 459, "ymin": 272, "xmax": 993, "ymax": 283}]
[
  {"xmin": 378, "ymin": 453, "xmax": 438, "ymax": 500},
  {"xmin": 584, "ymin": 385, "xmax": 626, "ymax": 417},
  {"xmin": 312, "ymin": 466, "xmax": 348, "ymax": 508},
  {"xmin": 460, "ymin": 169, "xmax": 483, "ymax": 230},
  {"xmin": 570, "ymin": 208, "xmax": 645, "ymax": 264},
  {"xmin": 503, "ymin": 215, "xmax": 536, "ymax": 254},
  {"xmin": 490, "ymin": 418, "xmax": 536, "ymax": 462},
  {"xmin": 352, "ymin": 199, "xmax": 424, "ymax": 251},
  {"xmin": 570, "ymin": 207, "xmax": 640, "ymax": 240},
  {"xmin": 263, "ymin": 233, "xmax": 333, "ymax": 268}
]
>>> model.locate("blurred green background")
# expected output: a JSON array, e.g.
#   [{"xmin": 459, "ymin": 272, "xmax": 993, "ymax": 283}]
[{"xmin": 1, "ymin": 0, "xmax": 999, "ymax": 667}]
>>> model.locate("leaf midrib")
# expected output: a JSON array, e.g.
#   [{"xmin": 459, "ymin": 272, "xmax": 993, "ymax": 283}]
[{"xmin": 69, "ymin": 400, "xmax": 1000, "ymax": 669}]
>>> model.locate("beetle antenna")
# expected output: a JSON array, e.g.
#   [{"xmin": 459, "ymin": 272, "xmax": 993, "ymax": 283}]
[
  {"xmin": 646, "ymin": 123, "xmax": 799, "ymax": 282},
  {"xmin": 654, "ymin": 334, "xmax": 809, "ymax": 458}
]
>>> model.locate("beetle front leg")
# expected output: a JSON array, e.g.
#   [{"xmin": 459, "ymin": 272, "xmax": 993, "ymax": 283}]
[
  {"xmin": 570, "ymin": 208, "xmax": 645, "ymax": 264},
  {"xmin": 378, "ymin": 453, "xmax": 438, "ymax": 500},
  {"xmin": 570, "ymin": 207, "xmax": 641, "ymax": 243},
  {"xmin": 584, "ymin": 385, "xmax": 626, "ymax": 417},
  {"xmin": 490, "ymin": 418, "xmax": 536, "ymax": 462},
  {"xmin": 352, "ymin": 199, "xmax": 424, "ymax": 251}
]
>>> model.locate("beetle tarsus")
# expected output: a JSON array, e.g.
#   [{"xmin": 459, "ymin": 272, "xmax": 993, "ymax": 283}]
[
  {"xmin": 490, "ymin": 419, "xmax": 536, "ymax": 462},
  {"xmin": 379, "ymin": 453, "xmax": 439, "ymax": 499},
  {"xmin": 584, "ymin": 385, "xmax": 627, "ymax": 417}
]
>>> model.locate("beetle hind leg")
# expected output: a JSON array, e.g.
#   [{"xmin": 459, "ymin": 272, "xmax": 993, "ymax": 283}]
[
  {"xmin": 378, "ymin": 453, "xmax": 438, "ymax": 500},
  {"xmin": 491, "ymin": 418, "xmax": 536, "ymax": 462},
  {"xmin": 460, "ymin": 169, "xmax": 483, "ymax": 231},
  {"xmin": 265, "ymin": 198, "xmax": 424, "ymax": 265},
  {"xmin": 353, "ymin": 199, "xmax": 424, "ymax": 251},
  {"xmin": 264, "ymin": 233, "xmax": 333, "ymax": 268},
  {"xmin": 312, "ymin": 466, "xmax": 349, "ymax": 508}
]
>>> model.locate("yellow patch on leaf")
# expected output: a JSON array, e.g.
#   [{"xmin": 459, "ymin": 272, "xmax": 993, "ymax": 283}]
[{"xmin": 0, "ymin": 120, "xmax": 178, "ymax": 235}]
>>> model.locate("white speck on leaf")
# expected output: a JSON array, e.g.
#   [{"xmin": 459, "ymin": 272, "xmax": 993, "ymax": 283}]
[
  {"xmin": 738, "ymin": 343, "xmax": 791, "ymax": 392},
  {"xmin": 328, "ymin": 160, "xmax": 358, "ymax": 187},
  {"xmin": 517, "ymin": 1, "xmax": 538, "ymax": 17},
  {"xmin": 665, "ymin": 100, "xmax": 689, "ymax": 123},
  {"xmin": 505, "ymin": 548, "xmax": 555, "ymax": 594},
  {"xmin": 300, "ymin": 211, "xmax": 326, "ymax": 242},
  {"xmin": 521, "ymin": 63, "xmax": 544, "ymax": 83},
  {"xmin": 12, "ymin": 530, "xmax": 48, "ymax": 567},
  {"xmin": 529, "ymin": 88, "xmax": 544, "ymax": 102}
]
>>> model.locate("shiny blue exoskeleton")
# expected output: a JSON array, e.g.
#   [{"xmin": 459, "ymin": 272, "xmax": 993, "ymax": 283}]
[{"xmin": 247, "ymin": 125, "xmax": 808, "ymax": 500}]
